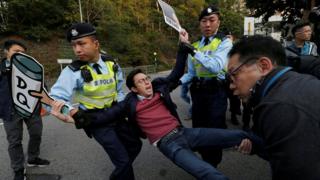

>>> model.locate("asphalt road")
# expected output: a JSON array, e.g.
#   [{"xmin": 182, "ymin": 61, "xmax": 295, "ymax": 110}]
[{"xmin": 0, "ymin": 71, "xmax": 271, "ymax": 180}]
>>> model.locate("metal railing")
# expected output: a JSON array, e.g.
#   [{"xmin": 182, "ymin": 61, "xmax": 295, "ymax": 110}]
[{"xmin": 56, "ymin": 58, "xmax": 156, "ymax": 77}]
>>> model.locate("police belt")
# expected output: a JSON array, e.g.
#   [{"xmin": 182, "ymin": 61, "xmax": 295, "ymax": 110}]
[
  {"xmin": 83, "ymin": 101, "xmax": 119, "ymax": 126},
  {"xmin": 157, "ymin": 127, "xmax": 182, "ymax": 147},
  {"xmin": 84, "ymin": 101, "xmax": 118, "ymax": 113},
  {"xmin": 191, "ymin": 77, "xmax": 224, "ymax": 91}
]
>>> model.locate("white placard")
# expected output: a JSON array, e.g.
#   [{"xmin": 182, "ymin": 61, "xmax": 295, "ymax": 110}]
[
  {"xmin": 158, "ymin": 0, "xmax": 181, "ymax": 32},
  {"xmin": 11, "ymin": 64, "xmax": 41, "ymax": 114}
]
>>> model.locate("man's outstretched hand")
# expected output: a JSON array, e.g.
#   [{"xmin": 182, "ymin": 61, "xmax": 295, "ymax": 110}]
[
  {"xmin": 236, "ymin": 138, "xmax": 252, "ymax": 155},
  {"xmin": 50, "ymin": 100, "xmax": 75, "ymax": 124}
]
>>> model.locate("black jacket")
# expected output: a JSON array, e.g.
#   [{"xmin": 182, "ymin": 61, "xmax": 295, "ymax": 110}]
[
  {"xmin": 286, "ymin": 55, "xmax": 320, "ymax": 79},
  {"xmin": 87, "ymin": 47, "xmax": 188, "ymax": 138},
  {"xmin": 250, "ymin": 67, "xmax": 320, "ymax": 180},
  {"xmin": 0, "ymin": 58, "xmax": 13, "ymax": 121}
]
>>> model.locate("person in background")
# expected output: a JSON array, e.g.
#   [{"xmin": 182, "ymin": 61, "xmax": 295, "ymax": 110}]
[
  {"xmin": 285, "ymin": 21, "xmax": 318, "ymax": 57},
  {"xmin": 0, "ymin": 40, "xmax": 50, "ymax": 180}
]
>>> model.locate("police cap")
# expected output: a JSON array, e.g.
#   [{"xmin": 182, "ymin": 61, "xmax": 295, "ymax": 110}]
[
  {"xmin": 66, "ymin": 23, "xmax": 97, "ymax": 42},
  {"xmin": 199, "ymin": 5, "xmax": 220, "ymax": 21}
]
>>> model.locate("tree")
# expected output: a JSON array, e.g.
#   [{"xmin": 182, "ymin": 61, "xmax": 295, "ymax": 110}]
[
  {"xmin": 0, "ymin": 0, "xmax": 8, "ymax": 31},
  {"xmin": 1, "ymin": 0, "xmax": 74, "ymax": 40},
  {"xmin": 245, "ymin": 0, "xmax": 316, "ymax": 23}
]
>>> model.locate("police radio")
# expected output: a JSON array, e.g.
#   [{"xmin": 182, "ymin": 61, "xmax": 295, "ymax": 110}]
[{"xmin": 81, "ymin": 67, "xmax": 93, "ymax": 83}]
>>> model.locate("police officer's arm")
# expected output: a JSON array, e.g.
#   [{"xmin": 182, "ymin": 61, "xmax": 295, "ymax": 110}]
[
  {"xmin": 48, "ymin": 67, "xmax": 81, "ymax": 113},
  {"xmin": 50, "ymin": 99, "xmax": 127, "ymax": 129},
  {"xmin": 192, "ymin": 38, "xmax": 233, "ymax": 74},
  {"xmin": 73, "ymin": 100, "xmax": 126, "ymax": 129}
]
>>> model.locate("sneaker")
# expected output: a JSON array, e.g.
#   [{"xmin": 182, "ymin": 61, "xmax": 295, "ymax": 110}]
[
  {"xmin": 27, "ymin": 157, "xmax": 50, "ymax": 167},
  {"xmin": 14, "ymin": 169, "xmax": 26, "ymax": 180}
]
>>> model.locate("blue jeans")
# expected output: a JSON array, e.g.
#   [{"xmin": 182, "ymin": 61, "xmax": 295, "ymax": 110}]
[{"xmin": 158, "ymin": 127, "xmax": 259, "ymax": 180}]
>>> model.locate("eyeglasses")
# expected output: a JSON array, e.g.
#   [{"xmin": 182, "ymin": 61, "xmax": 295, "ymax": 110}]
[
  {"xmin": 296, "ymin": 29, "xmax": 312, "ymax": 34},
  {"xmin": 135, "ymin": 76, "xmax": 151, "ymax": 85},
  {"xmin": 226, "ymin": 57, "xmax": 258, "ymax": 83}
]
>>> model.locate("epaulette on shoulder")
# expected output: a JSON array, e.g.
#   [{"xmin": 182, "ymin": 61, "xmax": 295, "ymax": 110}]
[
  {"xmin": 101, "ymin": 54, "xmax": 119, "ymax": 73},
  {"xmin": 68, "ymin": 60, "xmax": 87, "ymax": 72},
  {"xmin": 215, "ymin": 32, "xmax": 227, "ymax": 40},
  {"xmin": 101, "ymin": 54, "xmax": 117, "ymax": 63}
]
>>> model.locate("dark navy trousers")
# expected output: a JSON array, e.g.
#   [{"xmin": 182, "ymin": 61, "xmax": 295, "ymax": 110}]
[
  {"xmin": 190, "ymin": 84, "xmax": 228, "ymax": 167},
  {"xmin": 89, "ymin": 120, "xmax": 142, "ymax": 180}
]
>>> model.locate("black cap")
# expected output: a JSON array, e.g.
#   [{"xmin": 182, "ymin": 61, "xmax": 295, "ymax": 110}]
[
  {"xmin": 66, "ymin": 23, "xmax": 97, "ymax": 42},
  {"xmin": 199, "ymin": 5, "xmax": 220, "ymax": 21}
]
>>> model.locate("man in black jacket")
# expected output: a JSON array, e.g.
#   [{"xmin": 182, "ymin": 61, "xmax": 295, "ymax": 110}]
[
  {"xmin": 1, "ymin": 40, "xmax": 49, "ymax": 180},
  {"xmin": 227, "ymin": 35, "xmax": 320, "ymax": 179},
  {"xmin": 50, "ymin": 31, "xmax": 262, "ymax": 180}
]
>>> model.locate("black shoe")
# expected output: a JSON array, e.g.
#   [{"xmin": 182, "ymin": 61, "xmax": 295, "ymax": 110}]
[
  {"xmin": 14, "ymin": 169, "xmax": 26, "ymax": 180},
  {"xmin": 27, "ymin": 157, "xmax": 50, "ymax": 167},
  {"xmin": 231, "ymin": 114, "xmax": 239, "ymax": 125}
]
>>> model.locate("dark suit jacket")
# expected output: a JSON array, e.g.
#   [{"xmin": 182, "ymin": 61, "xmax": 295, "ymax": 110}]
[{"xmin": 88, "ymin": 47, "xmax": 188, "ymax": 138}]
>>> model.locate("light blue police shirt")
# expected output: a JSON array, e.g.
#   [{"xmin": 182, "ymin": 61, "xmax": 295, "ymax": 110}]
[
  {"xmin": 180, "ymin": 35, "xmax": 233, "ymax": 83},
  {"xmin": 49, "ymin": 54, "xmax": 125, "ymax": 112}
]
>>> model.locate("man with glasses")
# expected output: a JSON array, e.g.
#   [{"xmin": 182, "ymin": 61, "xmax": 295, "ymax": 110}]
[
  {"xmin": 50, "ymin": 31, "xmax": 263, "ymax": 180},
  {"xmin": 228, "ymin": 35, "xmax": 320, "ymax": 179},
  {"xmin": 1, "ymin": 40, "xmax": 50, "ymax": 180},
  {"xmin": 285, "ymin": 21, "xmax": 318, "ymax": 57}
]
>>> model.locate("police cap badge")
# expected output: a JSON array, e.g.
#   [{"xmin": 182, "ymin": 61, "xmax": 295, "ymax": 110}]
[{"xmin": 198, "ymin": 5, "xmax": 220, "ymax": 21}]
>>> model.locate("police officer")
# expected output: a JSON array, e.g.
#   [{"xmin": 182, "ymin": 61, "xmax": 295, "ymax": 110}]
[
  {"xmin": 49, "ymin": 23, "xmax": 142, "ymax": 180},
  {"xmin": 1, "ymin": 40, "xmax": 50, "ymax": 180},
  {"xmin": 179, "ymin": 5, "xmax": 233, "ymax": 167}
]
